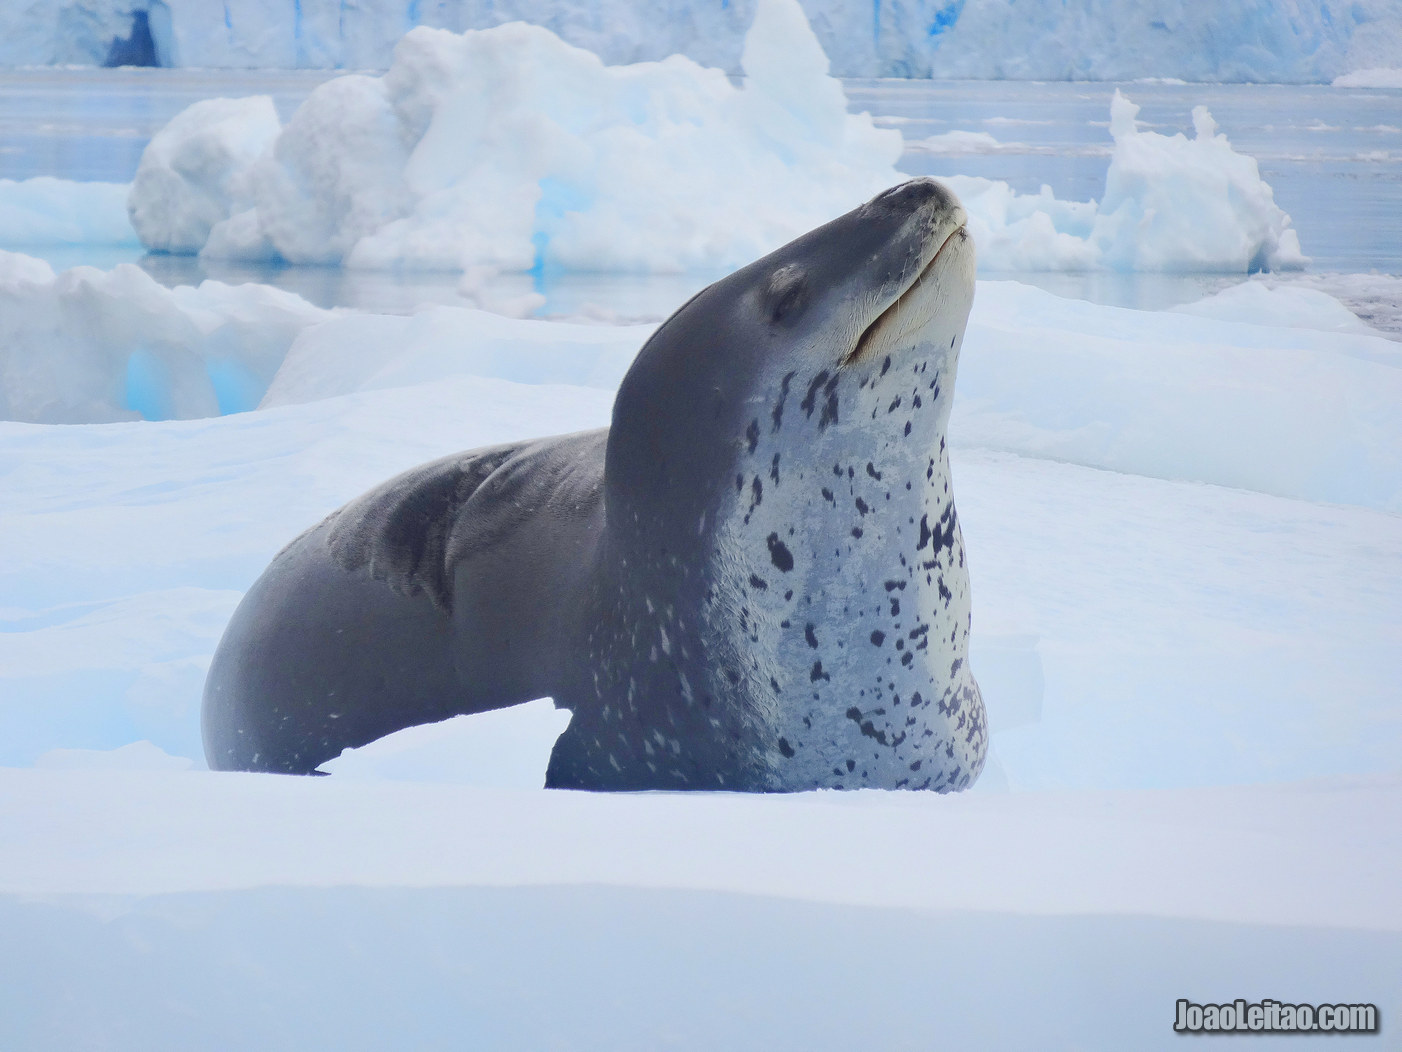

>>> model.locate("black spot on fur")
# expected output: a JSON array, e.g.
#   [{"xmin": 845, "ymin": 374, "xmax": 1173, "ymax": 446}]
[
  {"xmin": 801, "ymin": 371, "xmax": 830, "ymax": 418},
  {"xmin": 767, "ymin": 533, "xmax": 794, "ymax": 572},
  {"xmin": 870, "ymin": 630, "xmax": 886, "ymax": 646},
  {"xmin": 749, "ymin": 573, "xmax": 768, "ymax": 590},
  {"xmin": 772, "ymin": 371, "xmax": 794, "ymax": 431},
  {"xmin": 778, "ymin": 737, "xmax": 795, "ymax": 758},
  {"xmin": 746, "ymin": 419, "xmax": 760, "ymax": 454},
  {"xmin": 818, "ymin": 373, "xmax": 840, "ymax": 429}
]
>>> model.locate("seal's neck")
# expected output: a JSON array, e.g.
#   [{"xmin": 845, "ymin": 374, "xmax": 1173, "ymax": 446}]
[{"xmin": 704, "ymin": 343, "xmax": 986, "ymax": 790}]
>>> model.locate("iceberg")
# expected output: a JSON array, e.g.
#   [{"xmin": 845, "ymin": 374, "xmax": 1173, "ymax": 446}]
[
  {"xmin": 130, "ymin": 0, "xmax": 902, "ymax": 274},
  {"xmin": 122, "ymin": 0, "xmax": 1304, "ymax": 277},
  {"xmin": 949, "ymin": 93, "xmax": 1307, "ymax": 273}
]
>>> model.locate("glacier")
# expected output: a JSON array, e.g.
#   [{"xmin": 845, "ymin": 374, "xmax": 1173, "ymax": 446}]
[{"xmin": 3, "ymin": 0, "xmax": 1401, "ymax": 82}]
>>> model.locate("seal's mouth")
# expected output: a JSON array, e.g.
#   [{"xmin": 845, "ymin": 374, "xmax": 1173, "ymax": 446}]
[{"xmin": 844, "ymin": 218, "xmax": 971, "ymax": 368}]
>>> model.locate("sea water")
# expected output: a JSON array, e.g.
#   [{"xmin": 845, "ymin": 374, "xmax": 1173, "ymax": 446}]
[{"xmin": 2, "ymin": 67, "xmax": 1399, "ymax": 316}]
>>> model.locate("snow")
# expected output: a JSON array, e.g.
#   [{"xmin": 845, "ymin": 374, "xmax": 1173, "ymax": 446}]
[
  {"xmin": 956, "ymin": 281, "xmax": 1402, "ymax": 511},
  {"xmin": 1171, "ymin": 279, "xmax": 1388, "ymax": 338},
  {"xmin": 3, "ymin": 0, "xmax": 1402, "ymax": 82},
  {"xmin": 260, "ymin": 306, "xmax": 648, "ymax": 407},
  {"xmin": 2, "ymin": 263, "xmax": 1399, "ymax": 784},
  {"xmin": 5, "ymin": 4, "xmax": 1401, "ymax": 1027},
  {"xmin": 3, "ymin": 771, "xmax": 1398, "ymax": 927},
  {"xmin": 318, "ymin": 701, "xmax": 573, "ymax": 786},
  {"xmin": 7, "ymin": 251, "xmax": 1396, "ymax": 512},
  {"xmin": 0, "ymin": 770, "xmax": 1395, "ymax": 1049}
]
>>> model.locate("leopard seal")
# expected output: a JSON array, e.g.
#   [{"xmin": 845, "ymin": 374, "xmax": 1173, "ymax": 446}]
[{"xmin": 202, "ymin": 177, "xmax": 987, "ymax": 791}]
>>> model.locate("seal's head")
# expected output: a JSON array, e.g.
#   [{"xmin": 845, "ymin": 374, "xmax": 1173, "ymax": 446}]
[
  {"xmin": 606, "ymin": 177, "xmax": 975, "ymax": 520},
  {"xmin": 562, "ymin": 178, "xmax": 985, "ymax": 792}
]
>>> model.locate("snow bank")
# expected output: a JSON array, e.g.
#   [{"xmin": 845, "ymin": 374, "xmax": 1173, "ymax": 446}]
[
  {"xmin": 953, "ymin": 281, "xmax": 1402, "ymax": 511},
  {"xmin": 0, "ymin": 178, "xmax": 136, "ymax": 247},
  {"xmin": 255, "ymin": 280, "xmax": 1402, "ymax": 514},
  {"xmin": 127, "ymin": 0, "xmax": 901, "ymax": 273},
  {"xmin": 3, "ymin": 0, "xmax": 1401, "ymax": 82},
  {"xmin": 1172, "ymin": 279, "xmax": 1388, "ymax": 339},
  {"xmin": 949, "ymin": 93, "xmax": 1306, "ymax": 273},
  {"xmin": 260, "ymin": 307, "xmax": 648, "ymax": 407},
  {"xmin": 1264, "ymin": 271, "xmax": 1402, "ymax": 339},
  {"xmin": 0, "ymin": 249, "xmax": 326, "ymax": 423},
  {"xmin": 1, "ymin": 769, "xmax": 1397, "ymax": 1049},
  {"xmin": 6, "ymin": 250, "xmax": 1399, "ymax": 514}
]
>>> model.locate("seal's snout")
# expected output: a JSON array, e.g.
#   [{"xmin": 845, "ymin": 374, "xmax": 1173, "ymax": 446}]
[{"xmin": 873, "ymin": 177, "xmax": 958, "ymax": 218}]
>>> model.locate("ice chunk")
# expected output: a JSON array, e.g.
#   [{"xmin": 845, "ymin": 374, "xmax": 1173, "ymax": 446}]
[
  {"xmin": 945, "ymin": 93, "xmax": 1307, "ymax": 273},
  {"xmin": 127, "ymin": 95, "xmax": 282, "ymax": 254},
  {"xmin": 0, "ymin": 251, "xmax": 327, "ymax": 423},
  {"xmin": 127, "ymin": 0, "xmax": 901, "ymax": 272},
  {"xmin": 1092, "ymin": 92, "xmax": 1306, "ymax": 272}
]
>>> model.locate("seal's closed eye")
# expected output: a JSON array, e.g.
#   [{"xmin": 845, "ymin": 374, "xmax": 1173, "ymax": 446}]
[{"xmin": 767, "ymin": 265, "xmax": 809, "ymax": 325}]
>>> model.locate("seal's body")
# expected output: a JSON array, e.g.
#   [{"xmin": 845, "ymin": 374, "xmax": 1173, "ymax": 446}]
[{"xmin": 203, "ymin": 178, "xmax": 987, "ymax": 791}]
